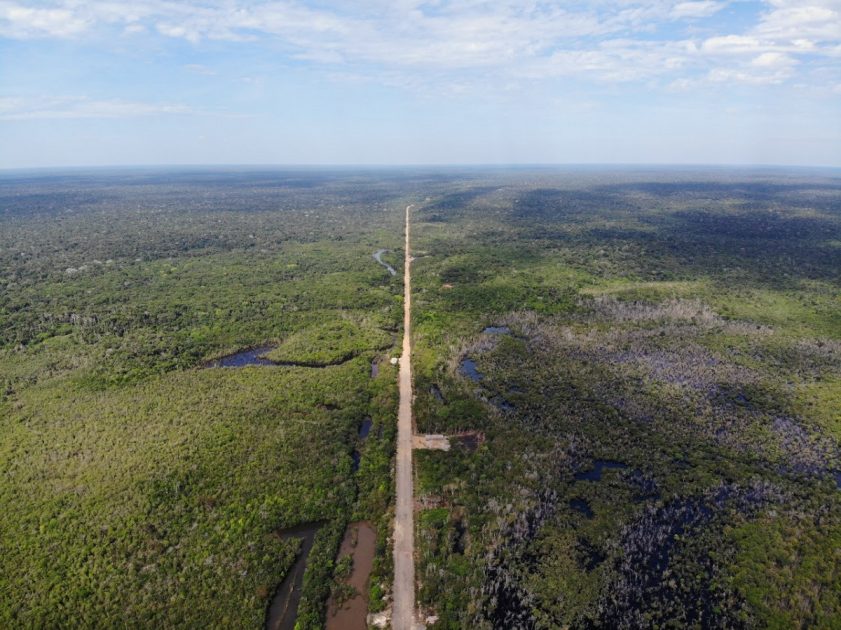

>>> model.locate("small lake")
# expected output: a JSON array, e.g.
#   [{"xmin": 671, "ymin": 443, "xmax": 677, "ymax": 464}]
[
  {"xmin": 459, "ymin": 358, "xmax": 483, "ymax": 381},
  {"xmin": 372, "ymin": 249, "xmax": 397, "ymax": 276},
  {"xmin": 207, "ymin": 346, "xmax": 277, "ymax": 367},
  {"xmin": 265, "ymin": 522, "xmax": 323, "ymax": 630},
  {"xmin": 574, "ymin": 460, "xmax": 628, "ymax": 481}
]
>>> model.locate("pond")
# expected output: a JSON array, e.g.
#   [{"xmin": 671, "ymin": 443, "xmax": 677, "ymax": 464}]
[
  {"xmin": 358, "ymin": 417, "xmax": 372, "ymax": 439},
  {"xmin": 574, "ymin": 460, "xmax": 628, "ymax": 481},
  {"xmin": 459, "ymin": 358, "xmax": 483, "ymax": 381},
  {"xmin": 206, "ymin": 346, "xmax": 277, "ymax": 367},
  {"xmin": 482, "ymin": 326, "xmax": 511, "ymax": 334}
]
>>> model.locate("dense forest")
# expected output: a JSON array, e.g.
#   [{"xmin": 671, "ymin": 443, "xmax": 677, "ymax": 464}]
[
  {"xmin": 1, "ymin": 167, "xmax": 839, "ymax": 628},
  {"xmin": 0, "ymin": 169, "xmax": 416, "ymax": 627}
]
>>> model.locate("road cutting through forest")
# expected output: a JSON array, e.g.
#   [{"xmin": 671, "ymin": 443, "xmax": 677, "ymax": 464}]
[{"xmin": 393, "ymin": 203, "xmax": 416, "ymax": 630}]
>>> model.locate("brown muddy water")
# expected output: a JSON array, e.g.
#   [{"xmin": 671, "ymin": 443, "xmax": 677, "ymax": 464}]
[
  {"xmin": 325, "ymin": 522, "xmax": 377, "ymax": 630},
  {"xmin": 265, "ymin": 522, "xmax": 323, "ymax": 630}
]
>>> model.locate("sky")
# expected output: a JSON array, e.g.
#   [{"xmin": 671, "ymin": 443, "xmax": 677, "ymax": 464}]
[{"xmin": 0, "ymin": 0, "xmax": 840, "ymax": 168}]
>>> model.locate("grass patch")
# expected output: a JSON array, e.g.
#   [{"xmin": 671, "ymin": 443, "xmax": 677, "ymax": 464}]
[{"xmin": 266, "ymin": 318, "xmax": 392, "ymax": 366}]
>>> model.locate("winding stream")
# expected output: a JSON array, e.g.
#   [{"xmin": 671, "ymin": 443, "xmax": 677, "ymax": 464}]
[
  {"xmin": 265, "ymin": 522, "xmax": 324, "ymax": 630},
  {"xmin": 373, "ymin": 249, "xmax": 397, "ymax": 276}
]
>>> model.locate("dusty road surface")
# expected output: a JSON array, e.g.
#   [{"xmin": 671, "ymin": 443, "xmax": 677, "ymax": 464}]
[{"xmin": 393, "ymin": 204, "xmax": 417, "ymax": 630}]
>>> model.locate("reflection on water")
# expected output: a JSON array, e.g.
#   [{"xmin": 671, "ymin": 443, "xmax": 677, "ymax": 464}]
[
  {"xmin": 459, "ymin": 358, "xmax": 483, "ymax": 381},
  {"xmin": 207, "ymin": 346, "xmax": 277, "ymax": 367},
  {"xmin": 482, "ymin": 326, "xmax": 511, "ymax": 334},
  {"xmin": 265, "ymin": 522, "xmax": 323, "ymax": 630}
]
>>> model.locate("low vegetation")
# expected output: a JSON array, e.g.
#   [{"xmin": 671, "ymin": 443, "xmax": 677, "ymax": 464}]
[{"xmin": 410, "ymin": 169, "xmax": 841, "ymax": 628}]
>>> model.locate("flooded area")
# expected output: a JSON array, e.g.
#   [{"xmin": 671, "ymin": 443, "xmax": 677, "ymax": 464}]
[
  {"xmin": 482, "ymin": 326, "xmax": 511, "ymax": 334},
  {"xmin": 459, "ymin": 358, "xmax": 483, "ymax": 381},
  {"xmin": 569, "ymin": 498, "xmax": 594, "ymax": 518},
  {"xmin": 205, "ymin": 346, "xmax": 359, "ymax": 370},
  {"xmin": 371, "ymin": 361, "xmax": 379, "ymax": 378},
  {"xmin": 452, "ymin": 431, "xmax": 484, "ymax": 452},
  {"xmin": 372, "ymin": 249, "xmax": 397, "ymax": 276},
  {"xmin": 358, "ymin": 417, "xmax": 372, "ymax": 439},
  {"xmin": 490, "ymin": 395, "xmax": 515, "ymax": 412},
  {"xmin": 430, "ymin": 384, "xmax": 445, "ymax": 402},
  {"xmin": 265, "ymin": 522, "xmax": 323, "ymax": 630},
  {"xmin": 351, "ymin": 450, "xmax": 361, "ymax": 472},
  {"xmin": 574, "ymin": 460, "xmax": 628, "ymax": 481},
  {"xmin": 206, "ymin": 346, "xmax": 277, "ymax": 367},
  {"xmin": 326, "ymin": 522, "xmax": 377, "ymax": 630}
]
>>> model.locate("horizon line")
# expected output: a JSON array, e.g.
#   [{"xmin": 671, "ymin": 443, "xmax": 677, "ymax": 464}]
[{"xmin": 3, "ymin": 161, "xmax": 841, "ymax": 174}]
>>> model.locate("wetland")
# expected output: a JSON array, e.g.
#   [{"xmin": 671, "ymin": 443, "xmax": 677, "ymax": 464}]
[{"xmin": 2, "ymin": 166, "xmax": 840, "ymax": 629}]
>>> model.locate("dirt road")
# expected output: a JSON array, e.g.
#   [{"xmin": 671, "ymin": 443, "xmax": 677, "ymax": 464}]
[{"xmin": 393, "ymin": 203, "xmax": 416, "ymax": 630}]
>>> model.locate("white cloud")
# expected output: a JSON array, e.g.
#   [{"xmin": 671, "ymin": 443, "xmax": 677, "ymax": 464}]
[
  {"xmin": 750, "ymin": 51, "xmax": 796, "ymax": 68},
  {"xmin": 0, "ymin": 2, "xmax": 88, "ymax": 38},
  {"xmin": 707, "ymin": 65, "xmax": 794, "ymax": 84},
  {"xmin": 0, "ymin": 96, "xmax": 194, "ymax": 120},
  {"xmin": 670, "ymin": 1, "xmax": 726, "ymax": 19},
  {"xmin": 756, "ymin": 1, "xmax": 841, "ymax": 42},
  {"xmin": 702, "ymin": 35, "xmax": 764, "ymax": 54},
  {"xmin": 0, "ymin": 0, "xmax": 838, "ymax": 92},
  {"xmin": 184, "ymin": 64, "xmax": 216, "ymax": 76}
]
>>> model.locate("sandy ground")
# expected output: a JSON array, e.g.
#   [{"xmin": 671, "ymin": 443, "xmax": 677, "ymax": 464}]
[
  {"xmin": 413, "ymin": 434, "xmax": 451, "ymax": 451},
  {"xmin": 393, "ymin": 204, "xmax": 418, "ymax": 630}
]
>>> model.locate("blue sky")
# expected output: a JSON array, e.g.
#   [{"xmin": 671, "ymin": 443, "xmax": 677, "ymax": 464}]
[{"xmin": 1, "ymin": 0, "xmax": 840, "ymax": 168}]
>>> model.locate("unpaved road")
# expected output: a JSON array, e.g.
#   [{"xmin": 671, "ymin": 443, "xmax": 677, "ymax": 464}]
[{"xmin": 393, "ymin": 204, "xmax": 416, "ymax": 630}]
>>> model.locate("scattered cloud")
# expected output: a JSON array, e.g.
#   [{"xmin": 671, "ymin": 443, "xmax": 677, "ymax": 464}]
[
  {"xmin": 750, "ymin": 51, "xmax": 796, "ymax": 69},
  {"xmin": 670, "ymin": 1, "xmax": 727, "ymax": 19},
  {"xmin": 0, "ymin": 96, "xmax": 194, "ymax": 120},
  {"xmin": 0, "ymin": 1, "xmax": 838, "ymax": 92},
  {"xmin": 0, "ymin": 1, "xmax": 88, "ymax": 38},
  {"xmin": 184, "ymin": 64, "xmax": 217, "ymax": 76}
]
